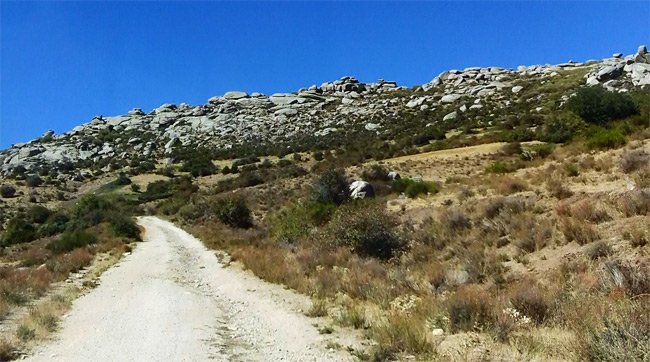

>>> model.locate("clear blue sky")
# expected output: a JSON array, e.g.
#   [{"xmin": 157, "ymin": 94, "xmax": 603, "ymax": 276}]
[{"xmin": 1, "ymin": 1, "xmax": 648, "ymax": 149}]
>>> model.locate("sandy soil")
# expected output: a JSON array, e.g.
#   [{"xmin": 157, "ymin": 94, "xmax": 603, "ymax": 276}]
[{"xmin": 23, "ymin": 216, "xmax": 361, "ymax": 362}]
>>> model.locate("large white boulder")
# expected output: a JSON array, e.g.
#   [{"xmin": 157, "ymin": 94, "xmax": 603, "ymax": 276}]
[{"xmin": 349, "ymin": 181, "xmax": 375, "ymax": 200}]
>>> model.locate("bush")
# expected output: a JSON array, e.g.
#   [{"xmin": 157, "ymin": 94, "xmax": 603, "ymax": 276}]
[
  {"xmin": 108, "ymin": 214, "xmax": 141, "ymax": 240},
  {"xmin": 560, "ymin": 217, "xmax": 599, "ymax": 245},
  {"xmin": 271, "ymin": 201, "xmax": 336, "ymax": 244},
  {"xmin": 617, "ymin": 189, "xmax": 650, "ymax": 216},
  {"xmin": 69, "ymin": 194, "xmax": 112, "ymax": 229},
  {"xmin": 325, "ymin": 204, "xmax": 404, "ymax": 260},
  {"xmin": 440, "ymin": 209, "xmax": 472, "ymax": 234},
  {"xmin": 130, "ymin": 183, "xmax": 141, "ymax": 192},
  {"xmin": 586, "ymin": 128, "xmax": 626, "ymax": 149},
  {"xmin": 213, "ymin": 197, "xmax": 252, "ymax": 228},
  {"xmin": 582, "ymin": 302, "xmax": 650, "ymax": 362},
  {"xmin": 310, "ymin": 169, "xmax": 349, "ymax": 206},
  {"xmin": 181, "ymin": 154, "xmax": 216, "ymax": 177},
  {"xmin": 47, "ymin": 231, "xmax": 97, "ymax": 254},
  {"xmin": 179, "ymin": 204, "xmax": 201, "ymax": 221},
  {"xmin": 538, "ymin": 118, "xmax": 579, "ymax": 143},
  {"xmin": 25, "ymin": 175, "xmax": 43, "ymax": 188},
  {"xmin": 620, "ymin": 148, "xmax": 649, "ymax": 173},
  {"xmin": 27, "ymin": 205, "xmax": 51, "ymax": 224},
  {"xmin": 446, "ymin": 286, "xmax": 492, "ymax": 333},
  {"xmin": 509, "ymin": 282, "xmax": 549, "ymax": 325},
  {"xmin": 392, "ymin": 179, "xmax": 439, "ymax": 198},
  {"xmin": 567, "ymin": 86, "xmax": 639, "ymax": 125},
  {"xmin": 0, "ymin": 185, "xmax": 16, "ymax": 198},
  {"xmin": 37, "ymin": 213, "xmax": 69, "ymax": 237},
  {"xmin": 532, "ymin": 143, "xmax": 556, "ymax": 158},
  {"xmin": 485, "ymin": 161, "xmax": 510, "ymax": 174},
  {"xmin": 585, "ymin": 240, "xmax": 612, "ymax": 260},
  {"xmin": 564, "ymin": 163, "xmax": 579, "ymax": 177},
  {"xmin": 1, "ymin": 217, "xmax": 36, "ymax": 246},
  {"xmin": 115, "ymin": 172, "xmax": 131, "ymax": 186},
  {"xmin": 362, "ymin": 164, "xmax": 390, "ymax": 181},
  {"xmin": 139, "ymin": 180, "xmax": 173, "ymax": 201}
]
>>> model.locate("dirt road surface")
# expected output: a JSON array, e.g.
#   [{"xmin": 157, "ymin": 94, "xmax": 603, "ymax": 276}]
[{"xmin": 24, "ymin": 216, "xmax": 361, "ymax": 362}]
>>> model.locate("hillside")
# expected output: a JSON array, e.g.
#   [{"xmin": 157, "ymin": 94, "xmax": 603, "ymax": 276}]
[
  {"xmin": 2, "ymin": 46, "xmax": 649, "ymax": 179},
  {"xmin": 1, "ymin": 45, "xmax": 650, "ymax": 361}
]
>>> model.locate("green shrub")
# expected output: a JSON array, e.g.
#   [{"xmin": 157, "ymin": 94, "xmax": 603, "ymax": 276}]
[
  {"xmin": 213, "ymin": 197, "xmax": 252, "ymax": 228},
  {"xmin": 310, "ymin": 169, "xmax": 349, "ymax": 206},
  {"xmin": 0, "ymin": 185, "xmax": 16, "ymax": 198},
  {"xmin": 68, "ymin": 194, "xmax": 113, "ymax": 229},
  {"xmin": 567, "ymin": 86, "xmax": 639, "ymax": 125},
  {"xmin": 27, "ymin": 205, "xmax": 51, "ymax": 224},
  {"xmin": 538, "ymin": 118, "xmax": 580, "ymax": 143},
  {"xmin": 108, "ymin": 214, "xmax": 141, "ymax": 240},
  {"xmin": 531, "ymin": 143, "xmax": 556, "ymax": 158},
  {"xmin": 392, "ymin": 179, "xmax": 439, "ymax": 198},
  {"xmin": 564, "ymin": 163, "xmax": 579, "ymax": 177},
  {"xmin": 270, "ymin": 204, "xmax": 311, "ymax": 245},
  {"xmin": 326, "ymin": 204, "xmax": 404, "ymax": 260},
  {"xmin": 37, "ymin": 213, "xmax": 70, "ymax": 237},
  {"xmin": 130, "ymin": 183, "xmax": 140, "ymax": 192},
  {"xmin": 1, "ymin": 217, "xmax": 36, "ymax": 246},
  {"xmin": 139, "ymin": 180, "xmax": 173, "ymax": 201},
  {"xmin": 180, "ymin": 154, "xmax": 216, "ymax": 177},
  {"xmin": 586, "ymin": 128, "xmax": 626, "ymax": 149},
  {"xmin": 485, "ymin": 161, "xmax": 510, "ymax": 174},
  {"xmin": 115, "ymin": 172, "xmax": 132, "ymax": 185},
  {"xmin": 47, "ymin": 231, "xmax": 97, "ymax": 254},
  {"xmin": 271, "ymin": 201, "xmax": 336, "ymax": 244},
  {"xmin": 405, "ymin": 181, "xmax": 438, "ymax": 198}
]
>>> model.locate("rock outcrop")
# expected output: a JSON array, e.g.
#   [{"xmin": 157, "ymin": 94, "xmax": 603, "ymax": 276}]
[{"xmin": 2, "ymin": 46, "xmax": 648, "ymax": 179}]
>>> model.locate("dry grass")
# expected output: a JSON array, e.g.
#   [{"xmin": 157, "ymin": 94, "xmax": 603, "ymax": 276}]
[
  {"xmin": 624, "ymin": 221, "xmax": 650, "ymax": 247},
  {"xmin": 178, "ymin": 137, "xmax": 650, "ymax": 360},
  {"xmin": 620, "ymin": 148, "xmax": 649, "ymax": 173},
  {"xmin": 559, "ymin": 217, "xmax": 599, "ymax": 245},
  {"xmin": 370, "ymin": 311, "xmax": 436, "ymax": 356},
  {"xmin": 497, "ymin": 176, "xmax": 528, "ymax": 195},
  {"xmin": 566, "ymin": 199, "xmax": 611, "ymax": 223},
  {"xmin": 16, "ymin": 293, "xmax": 73, "ymax": 345},
  {"xmin": 617, "ymin": 189, "xmax": 650, "ymax": 216},
  {"xmin": 0, "ymin": 229, "xmax": 129, "ymax": 358},
  {"xmin": 306, "ymin": 298, "xmax": 329, "ymax": 317}
]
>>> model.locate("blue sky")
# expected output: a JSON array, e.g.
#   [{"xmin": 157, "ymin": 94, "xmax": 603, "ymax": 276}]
[{"xmin": 1, "ymin": 1, "xmax": 648, "ymax": 148}]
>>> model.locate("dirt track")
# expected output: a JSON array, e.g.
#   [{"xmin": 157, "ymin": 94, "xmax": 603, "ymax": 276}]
[{"xmin": 24, "ymin": 216, "xmax": 359, "ymax": 362}]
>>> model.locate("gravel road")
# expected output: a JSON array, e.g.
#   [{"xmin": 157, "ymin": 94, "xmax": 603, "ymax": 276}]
[{"xmin": 24, "ymin": 216, "xmax": 360, "ymax": 362}]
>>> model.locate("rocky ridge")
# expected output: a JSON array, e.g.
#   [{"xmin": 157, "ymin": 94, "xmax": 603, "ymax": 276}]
[{"xmin": 2, "ymin": 46, "xmax": 649, "ymax": 180}]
